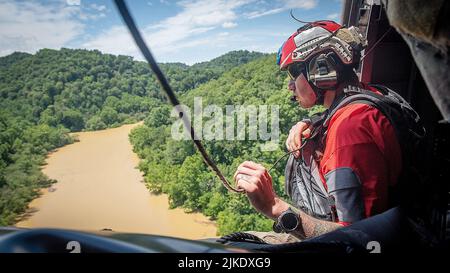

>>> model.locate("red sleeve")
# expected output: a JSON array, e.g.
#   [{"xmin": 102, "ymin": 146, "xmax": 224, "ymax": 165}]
[
  {"xmin": 323, "ymin": 142, "xmax": 390, "ymax": 219},
  {"xmin": 320, "ymin": 104, "xmax": 402, "ymax": 220}
]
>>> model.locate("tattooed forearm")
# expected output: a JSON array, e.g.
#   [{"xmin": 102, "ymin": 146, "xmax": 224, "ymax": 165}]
[
  {"xmin": 289, "ymin": 207, "xmax": 341, "ymax": 238},
  {"xmin": 300, "ymin": 210, "xmax": 341, "ymax": 238},
  {"xmin": 269, "ymin": 202, "xmax": 342, "ymax": 239}
]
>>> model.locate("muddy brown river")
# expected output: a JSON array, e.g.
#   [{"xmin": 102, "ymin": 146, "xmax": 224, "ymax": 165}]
[{"xmin": 15, "ymin": 123, "xmax": 217, "ymax": 239}]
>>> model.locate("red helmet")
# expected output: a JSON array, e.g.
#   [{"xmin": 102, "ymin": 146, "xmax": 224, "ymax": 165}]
[{"xmin": 277, "ymin": 20, "xmax": 366, "ymax": 71}]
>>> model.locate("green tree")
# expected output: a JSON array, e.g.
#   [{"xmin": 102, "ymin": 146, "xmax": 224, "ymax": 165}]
[
  {"xmin": 85, "ymin": 115, "xmax": 106, "ymax": 130},
  {"xmin": 99, "ymin": 107, "xmax": 119, "ymax": 126},
  {"xmin": 0, "ymin": 48, "xmax": 287, "ymax": 231},
  {"xmin": 61, "ymin": 109, "xmax": 84, "ymax": 131}
]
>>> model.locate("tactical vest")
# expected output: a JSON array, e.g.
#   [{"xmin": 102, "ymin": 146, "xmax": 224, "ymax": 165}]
[{"xmin": 284, "ymin": 85, "xmax": 425, "ymax": 222}]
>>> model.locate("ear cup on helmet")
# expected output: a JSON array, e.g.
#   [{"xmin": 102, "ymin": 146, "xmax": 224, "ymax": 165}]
[{"xmin": 307, "ymin": 53, "xmax": 339, "ymax": 90}]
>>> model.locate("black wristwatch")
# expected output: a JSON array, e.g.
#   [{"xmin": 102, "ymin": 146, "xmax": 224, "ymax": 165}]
[{"xmin": 273, "ymin": 207, "xmax": 300, "ymax": 233}]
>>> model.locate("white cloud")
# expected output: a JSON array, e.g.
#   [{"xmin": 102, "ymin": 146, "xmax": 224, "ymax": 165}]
[
  {"xmin": 245, "ymin": 0, "xmax": 317, "ymax": 19},
  {"xmin": 326, "ymin": 12, "xmax": 339, "ymax": 20},
  {"xmin": 82, "ymin": 0, "xmax": 255, "ymax": 60},
  {"xmin": 79, "ymin": 3, "xmax": 108, "ymax": 20},
  {"xmin": 0, "ymin": 0, "xmax": 338, "ymax": 64},
  {"xmin": 81, "ymin": 25, "xmax": 138, "ymax": 57},
  {"xmin": 283, "ymin": 0, "xmax": 317, "ymax": 9},
  {"xmin": 90, "ymin": 4, "xmax": 107, "ymax": 12},
  {"xmin": 222, "ymin": 22, "xmax": 238, "ymax": 28},
  {"xmin": 0, "ymin": 1, "xmax": 84, "ymax": 56},
  {"xmin": 66, "ymin": 0, "xmax": 81, "ymax": 6},
  {"xmin": 245, "ymin": 8, "xmax": 284, "ymax": 19}
]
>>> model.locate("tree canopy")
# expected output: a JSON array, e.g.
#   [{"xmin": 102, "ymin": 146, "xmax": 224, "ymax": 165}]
[
  {"xmin": 0, "ymin": 48, "xmax": 265, "ymax": 226},
  {"xmin": 130, "ymin": 54, "xmax": 323, "ymax": 235},
  {"xmin": 0, "ymin": 48, "xmax": 322, "ymax": 235}
]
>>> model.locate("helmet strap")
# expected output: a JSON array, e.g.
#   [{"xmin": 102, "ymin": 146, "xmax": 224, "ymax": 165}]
[{"xmin": 312, "ymin": 85, "xmax": 325, "ymax": 105}]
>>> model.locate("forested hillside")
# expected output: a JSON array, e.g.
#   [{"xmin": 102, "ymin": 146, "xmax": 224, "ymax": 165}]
[
  {"xmin": 130, "ymin": 54, "xmax": 323, "ymax": 235},
  {"xmin": 0, "ymin": 48, "xmax": 264, "ymax": 225}
]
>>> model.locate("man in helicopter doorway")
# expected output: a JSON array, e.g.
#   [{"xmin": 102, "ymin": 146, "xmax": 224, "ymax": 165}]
[{"xmin": 232, "ymin": 20, "xmax": 423, "ymax": 244}]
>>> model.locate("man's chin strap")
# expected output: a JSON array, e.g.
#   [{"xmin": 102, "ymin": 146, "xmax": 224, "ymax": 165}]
[
  {"xmin": 312, "ymin": 80, "xmax": 349, "ymax": 106},
  {"xmin": 312, "ymin": 85, "xmax": 326, "ymax": 105}
]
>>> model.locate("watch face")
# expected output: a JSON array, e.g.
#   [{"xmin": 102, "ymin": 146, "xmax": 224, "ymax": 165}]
[{"xmin": 281, "ymin": 212, "xmax": 299, "ymax": 231}]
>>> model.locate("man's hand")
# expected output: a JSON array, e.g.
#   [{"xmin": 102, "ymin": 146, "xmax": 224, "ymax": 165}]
[
  {"xmin": 233, "ymin": 161, "xmax": 288, "ymax": 220},
  {"xmin": 233, "ymin": 161, "xmax": 341, "ymax": 238},
  {"xmin": 285, "ymin": 121, "xmax": 311, "ymax": 158}
]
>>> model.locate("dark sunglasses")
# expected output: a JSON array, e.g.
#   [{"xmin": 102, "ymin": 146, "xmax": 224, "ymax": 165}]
[{"xmin": 287, "ymin": 62, "xmax": 306, "ymax": 80}]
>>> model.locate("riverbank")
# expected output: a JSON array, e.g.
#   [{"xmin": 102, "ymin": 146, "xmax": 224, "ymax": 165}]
[{"xmin": 15, "ymin": 123, "xmax": 217, "ymax": 239}]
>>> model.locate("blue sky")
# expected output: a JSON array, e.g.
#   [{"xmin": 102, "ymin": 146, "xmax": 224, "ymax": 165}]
[{"xmin": 0, "ymin": 0, "xmax": 342, "ymax": 64}]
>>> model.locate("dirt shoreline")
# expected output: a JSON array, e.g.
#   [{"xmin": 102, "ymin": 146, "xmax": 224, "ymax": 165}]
[{"xmin": 15, "ymin": 123, "xmax": 217, "ymax": 239}]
